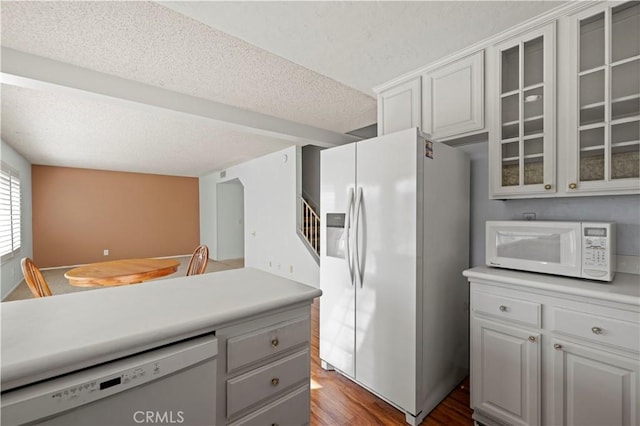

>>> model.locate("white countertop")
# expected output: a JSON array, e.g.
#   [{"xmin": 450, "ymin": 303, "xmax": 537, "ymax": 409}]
[
  {"xmin": 1, "ymin": 267, "xmax": 321, "ymax": 391},
  {"xmin": 464, "ymin": 266, "xmax": 640, "ymax": 306}
]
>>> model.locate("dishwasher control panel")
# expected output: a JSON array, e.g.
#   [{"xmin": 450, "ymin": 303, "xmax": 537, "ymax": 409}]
[
  {"xmin": 50, "ymin": 362, "xmax": 159, "ymax": 404},
  {"xmin": 1, "ymin": 334, "xmax": 217, "ymax": 425}
]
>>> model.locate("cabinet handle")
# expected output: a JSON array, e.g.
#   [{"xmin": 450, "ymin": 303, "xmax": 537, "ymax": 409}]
[
  {"xmin": 271, "ymin": 338, "xmax": 279, "ymax": 347},
  {"xmin": 544, "ymin": 184, "xmax": 552, "ymax": 190},
  {"xmin": 568, "ymin": 183, "xmax": 577, "ymax": 190},
  {"xmin": 271, "ymin": 377, "xmax": 280, "ymax": 386},
  {"xmin": 554, "ymin": 343, "xmax": 563, "ymax": 350},
  {"xmin": 591, "ymin": 326, "xmax": 603, "ymax": 335},
  {"xmin": 528, "ymin": 336, "xmax": 537, "ymax": 343},
  {"xmin": 499, "ymin": 305, "xmax": 507, "ymax": 312}
]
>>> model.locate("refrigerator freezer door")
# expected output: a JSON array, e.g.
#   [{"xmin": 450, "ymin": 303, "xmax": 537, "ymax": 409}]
[
  {"xmin": 319, "ymin": 143, "xmax": 357, "ymax": 377},
  {"xmin": 354, "ymin": 129, "xmax": 419, "ymax": 412}
]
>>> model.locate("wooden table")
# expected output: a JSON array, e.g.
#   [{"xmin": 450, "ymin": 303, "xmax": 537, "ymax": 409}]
[{"xmin": 65, "ymin": 258, "xmax": 180, "ymax": 287}]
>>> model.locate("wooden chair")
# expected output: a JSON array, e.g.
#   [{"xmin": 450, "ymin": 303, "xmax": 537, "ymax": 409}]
[
  {"xmin": 21, "ymin": 258, "xmax": 53, "ymax": 298},
  {"xmin": 186, "ymin": 245, "xmax": 209, "ymax": 276}
]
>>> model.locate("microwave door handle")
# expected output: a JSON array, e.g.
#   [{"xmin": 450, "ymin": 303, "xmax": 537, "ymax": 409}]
[
  {"xmin": 354, "ymin": 187, "xmax": 363, "ymax": 287},
  {"xmin": 344, "ymin": 188, "xmax": 354, "ymax": 285}
]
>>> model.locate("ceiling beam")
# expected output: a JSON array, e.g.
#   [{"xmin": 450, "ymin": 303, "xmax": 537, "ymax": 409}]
[{"xmin": 1, "ymin": 47, "xmax": 360, "ymax": 148}]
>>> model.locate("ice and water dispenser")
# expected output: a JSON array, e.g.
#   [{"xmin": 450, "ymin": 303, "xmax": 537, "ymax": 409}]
[{"xmin": 326, "ymin": 213, "xmax": 346, "ymax": 258}]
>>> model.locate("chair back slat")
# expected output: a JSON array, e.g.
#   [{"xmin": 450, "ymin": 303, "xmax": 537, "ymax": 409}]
[
  {"xmin": 186, "ymin": 245, "xmax": 209, "ymax": 276},
  {"xmin": 21, "ymin": 258, "xmax": 53, "ymax": 298}
]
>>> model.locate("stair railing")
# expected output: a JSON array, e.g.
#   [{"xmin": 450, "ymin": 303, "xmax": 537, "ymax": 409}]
[{"xmin": 299, "ymin": 196, "xmax": 320, "ymax": 255}]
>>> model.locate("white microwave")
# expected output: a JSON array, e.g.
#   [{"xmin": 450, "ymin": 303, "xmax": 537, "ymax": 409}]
[{"xmin": 486, "ymin": 221, "xmax": 616, "ymax": 282}]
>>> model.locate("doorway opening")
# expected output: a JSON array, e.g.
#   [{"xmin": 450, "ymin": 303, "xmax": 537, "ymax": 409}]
[{"xmin": 216, "ymin": 179, "xmax": 244, "ymax": 261}]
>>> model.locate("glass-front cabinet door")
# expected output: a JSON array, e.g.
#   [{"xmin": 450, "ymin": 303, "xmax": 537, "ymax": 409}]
[
  {"xmin": 490, "ymin": 23, "xmax": 556, "ymax": 198},
  {"xmin": 568, "ymin": 1, "xmax": 640, "ymax": 193}
]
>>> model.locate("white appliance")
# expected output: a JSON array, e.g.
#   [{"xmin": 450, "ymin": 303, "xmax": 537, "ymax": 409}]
[
  {"xmin": 319, "ymin": 127, "xmax": 470, "ymax": 425},
  {"xmin": 486, "ymin": 220, "xmax": 616, "ymax": 281},
  {"xmin": 1, "ymin": 334, "xmax": 217, "ymax": 426}
]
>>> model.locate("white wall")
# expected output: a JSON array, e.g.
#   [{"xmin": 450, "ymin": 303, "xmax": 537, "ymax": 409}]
[
  {"xmin": 200, "ymin": 146, "xmax": 319, "ymax": 287},
  {"xmin": 459, "ymin": 142, "xmax": 640, "ymax": 267},
  {"xmin": 1, "ymin": 139, "xmax": 33, "ymax": 299},
  {"xmin": 217, "ymin": 179, "xmax": 244, "ymax": 260}
]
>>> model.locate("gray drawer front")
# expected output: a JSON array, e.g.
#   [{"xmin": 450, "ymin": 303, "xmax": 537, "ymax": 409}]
[
  {"xmin": 551, "ymin": 307, "xmax": 640, "ymax": 352},
  {"xmin": 227, "ymin": 349, "xmax": 310, "ymax": 418},
  {"xmin": 472, "ymin": 290, "xmax": 541, "ymax": 328},
  {"xmin": 227, "ymin": 316, "xmax": 309, "ymax": 373},
  {"xmin": 228, "ymin": 385, "xmax": 309, "ymax": 426}
]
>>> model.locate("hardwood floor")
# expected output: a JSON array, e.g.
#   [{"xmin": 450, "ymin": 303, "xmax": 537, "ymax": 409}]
[{"xmin": 310, "ymin": 299, "xmax": 473, "ymax": 425}]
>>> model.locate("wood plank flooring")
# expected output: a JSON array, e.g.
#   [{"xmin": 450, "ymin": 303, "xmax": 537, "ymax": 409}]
[{"xmin": 310, "ymin": 299, "xmax": 474, "ymax": 425}]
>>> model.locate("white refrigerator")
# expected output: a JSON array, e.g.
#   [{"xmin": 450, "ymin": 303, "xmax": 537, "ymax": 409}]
[{"xmin": 319, "ymin": 127, "xmax": 470, "ymax": 425}]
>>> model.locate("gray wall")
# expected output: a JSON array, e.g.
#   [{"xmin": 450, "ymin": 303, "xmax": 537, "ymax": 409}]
[
  {"xmin": 1, "ymin": 139, "xmax": 33, "ymax": 299},
  {"xmin": 460, "ymin": 142, "xmax": 640, "ymax": 267},
  {"xmin": 301, "ymin": 145, "xmax": 323, "ymax": 209}
]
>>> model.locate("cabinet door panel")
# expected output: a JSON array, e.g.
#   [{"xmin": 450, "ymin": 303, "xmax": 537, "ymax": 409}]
[
  {"xmin": 552, "ymin": 339, "xmax": 639, "ymax": 426},
  {"xmin": 378, "ymin": 78, "xmax": 421, "ymax": 136},
  {"xmin": 490, "ymin": 23, "xmax": 556, "ymax": 198},
  {"xmin": 566, "ymin": 2, "xmax": 640, "ymax": 194},
  {"xmin": 471, "ymin": 318, "xmax": 540, "ymax": 426},
  {"xmin": 423, "ymin": 51, "xmax": 484, "ymax": 139}
]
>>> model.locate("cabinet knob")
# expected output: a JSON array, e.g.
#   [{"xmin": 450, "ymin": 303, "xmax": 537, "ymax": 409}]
[
  {"xmin": 271, "ymin": 338, "xmax": 279, "ymax": 347},
  {"xmin": 271, "ymin": 377, "xmax": 280, "ymax": 386},
  {"xmin": 568, "ymin": 182, "xmax": 577, "ymax": 190},
  {"xmin": 499, "ymin": 305, "xmax": 507, "ymax": 312},
  {"xmin": 554, "ymin": 343, "xmax": 563, "ymax": 350},
  {"xmin": 528, "ymin": 336, "xmax": 537, "ymax": 343},
  {"xmin": 544, "ymin": 184, "xmax": 552, "ymax": 190},
  {"xmin": 591, "ymin": 326, "xmax": 603, "ymax": 335}
]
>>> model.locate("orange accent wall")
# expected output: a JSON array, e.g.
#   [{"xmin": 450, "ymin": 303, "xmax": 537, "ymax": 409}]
[{"xmin": 32, "ymin": 166, "xmax": 199, "ymax": 267}]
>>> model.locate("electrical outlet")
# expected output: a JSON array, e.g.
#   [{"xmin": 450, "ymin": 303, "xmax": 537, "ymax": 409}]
[
  {"xmin": 522, "ymin": 212, "xmax": 536, "ymax": 221},
  {"xmin": 103, "ymin": 249, "xmax": 109, "ymax": 256}
]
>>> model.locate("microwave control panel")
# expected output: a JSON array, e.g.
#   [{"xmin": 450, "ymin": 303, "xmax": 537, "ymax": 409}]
[{"xmin": 582, "ymin": 224, "xmax": 614, "ymax": 280}]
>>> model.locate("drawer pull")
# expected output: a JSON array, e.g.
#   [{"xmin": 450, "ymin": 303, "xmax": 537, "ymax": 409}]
[
  {"xmin": 591, "ymin": 326, "xmax": 603, "ymax": 335},
  {"xmin": 554, "ymin": 343, "xmax": 563, "ymax": 350},
  {"xmin": 272, "ymin": 424, "xmax": 278, "ymax": 426},
  {"xmin": 499, "ymin": 305, "xmax": 507, "ymax": 312},
  {"xmin": 271, "ymin": 338, "xmax": 279, "ymax": 347},
  {"xmin": 271, "ymin": 377, "xmax": 280, "ymax": 386},
  {"xmin": 528, "ymin": 336, "xmax": 537, "ymax": 343}
]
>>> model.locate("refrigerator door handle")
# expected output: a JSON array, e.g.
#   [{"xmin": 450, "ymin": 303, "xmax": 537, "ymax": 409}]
[
  {"xmin": 354, "ymin": 187, "xmax": 363, "ymax": 287},
  {"xmin": 345, "ymin": 188, "xmax": 354, "ymax": 285}
]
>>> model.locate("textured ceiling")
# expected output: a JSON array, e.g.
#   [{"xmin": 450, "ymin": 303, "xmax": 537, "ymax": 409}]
[
  {"xmin": 1, "ymin": 1, "xmax": 563, "ymax": 177},
  {"xmin": 1, "ymin": 84, "xmax": 292, "ymax": 176},
  {"xmin": 1, "ymin": 1, "xmax": 376, "ymax": 134},
  {"xmin": 162, "ymin": 1, "xmax": 563, "ymax": 95}
]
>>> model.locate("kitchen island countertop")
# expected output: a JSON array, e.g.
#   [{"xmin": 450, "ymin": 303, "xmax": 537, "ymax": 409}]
[{"xmin": 1, "ymin": 267, "xmax": 321, "ymax": 391}]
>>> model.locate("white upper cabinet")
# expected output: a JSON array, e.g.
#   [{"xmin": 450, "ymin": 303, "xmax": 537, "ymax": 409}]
[
  {"xmin": 564, "ymin": 1, "xmax": 640, "ymax": 195},
  {"xmin": 377, "ymin": 77, "xmax": 421, "ymax": 136},
  {"xmin": 422, "ymin": 51, "xmax": 484, "ymax": 140},
  {"xmin": 489, "ymin": 23, "xmax": 556, "ymax": 198}
]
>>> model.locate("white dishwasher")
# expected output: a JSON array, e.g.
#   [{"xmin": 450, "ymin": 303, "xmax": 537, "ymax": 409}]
[{"xmin": 1, "ymin": 333, "xmax": 217, "ymax": 426}]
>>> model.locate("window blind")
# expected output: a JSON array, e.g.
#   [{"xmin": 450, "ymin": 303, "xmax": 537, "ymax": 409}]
[{"xmin": 0, "ymin": 162, "xmax": 21, "ymax": 261}]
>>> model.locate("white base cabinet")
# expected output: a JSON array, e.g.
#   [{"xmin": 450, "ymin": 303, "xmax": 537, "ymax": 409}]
[
  {"xmin": 215, "ymin": 305, "xmax": 312, "ymax": 426},
  {"xmin": 471, "ymin": 319, "xmax": 540, "ymax": 426},
  {"xmin": 551, "ymin": 339, "xmax": 639, "ymax": 426},
  {"xmin": 465, "ymin": 267, "xmax": 640, "ymax": 426}
]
